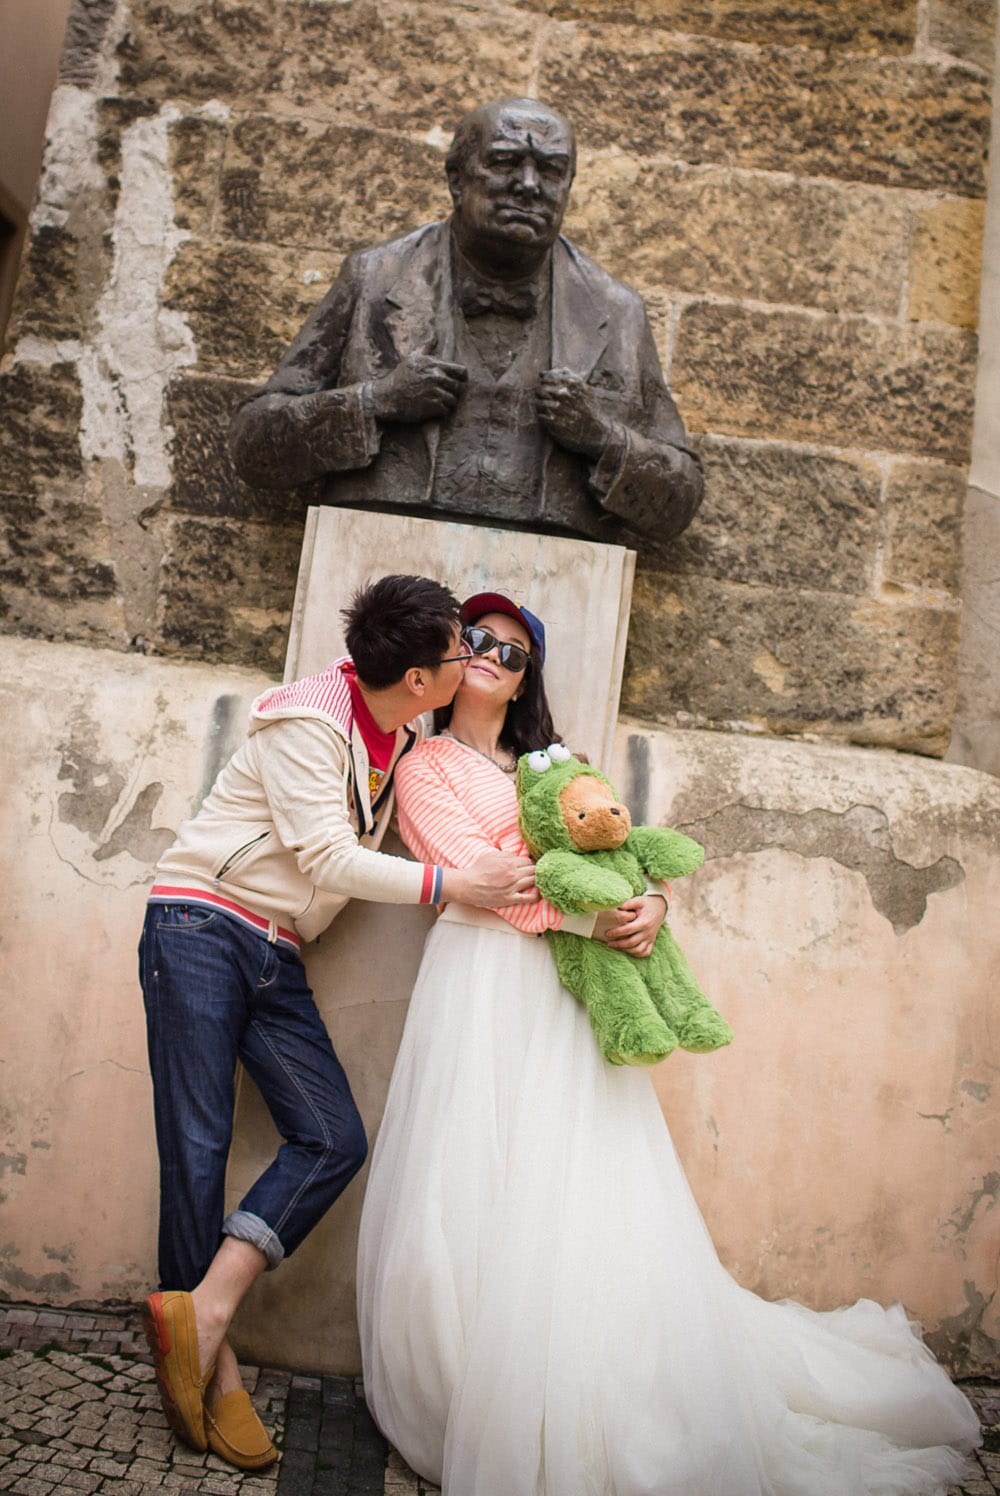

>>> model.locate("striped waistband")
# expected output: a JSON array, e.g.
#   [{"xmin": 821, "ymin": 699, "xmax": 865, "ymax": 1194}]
[{"xmin": 148, "ymin": 886, "xmax": 301, "ymax": 951}]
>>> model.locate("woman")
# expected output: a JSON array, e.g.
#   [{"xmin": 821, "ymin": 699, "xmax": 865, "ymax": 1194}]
[{"xmin": 356, "ymin": 593, "xmax": 979, "ymax": 1496}]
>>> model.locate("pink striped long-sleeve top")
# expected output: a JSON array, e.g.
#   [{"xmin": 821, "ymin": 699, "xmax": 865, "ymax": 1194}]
[{"xmin": 394, "ymin": 734, "xmax": 572, "ymax": 935}]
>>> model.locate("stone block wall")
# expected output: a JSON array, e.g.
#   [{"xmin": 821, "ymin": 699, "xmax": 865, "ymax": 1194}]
[{"xmin": 0, "ymin": 0, "xmax": 994, "ymax": 754}]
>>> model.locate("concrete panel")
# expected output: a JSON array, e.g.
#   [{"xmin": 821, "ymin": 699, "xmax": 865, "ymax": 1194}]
[
  {"xmin": 285, "ymin": 505, "xmax": 637, "ymax": 767},
  {"xmin": 227, "ymin": 508, "xmax": 635, "ymax": 1369}
]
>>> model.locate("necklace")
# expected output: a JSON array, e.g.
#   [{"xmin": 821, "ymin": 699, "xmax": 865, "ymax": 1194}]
[{"xmin": 441, "ymin": 729, "xmax": 517, "ymax": 774}]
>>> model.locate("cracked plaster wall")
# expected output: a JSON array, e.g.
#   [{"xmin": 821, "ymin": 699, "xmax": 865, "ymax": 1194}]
[
  {"xmin": 5, "ymin": 635, "xmax": 994, "ymax": 1373},
  {"xmin": 613, "ymin": 719, "xmax": 1000, "ymax": 1378}
]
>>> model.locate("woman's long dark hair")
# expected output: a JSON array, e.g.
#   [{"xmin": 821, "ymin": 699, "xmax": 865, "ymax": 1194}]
[{"xmin": 433, "ymin": 627, "xmax": 560, "ymax": 758}]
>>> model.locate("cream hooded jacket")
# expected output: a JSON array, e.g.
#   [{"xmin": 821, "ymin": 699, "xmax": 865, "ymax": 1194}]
[{"xmin": 154, "ymin": 658, "xmax": 428, "ymax": 943}]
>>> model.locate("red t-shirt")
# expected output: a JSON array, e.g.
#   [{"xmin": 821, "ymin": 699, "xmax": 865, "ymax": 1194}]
[{"xmin": 347, "ymin": 673, "xmax": 397, "ymax": 803}]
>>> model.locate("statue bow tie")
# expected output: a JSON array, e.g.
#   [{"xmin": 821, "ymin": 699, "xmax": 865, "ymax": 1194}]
[{"xmin": 459, "ymin": 282, "xmax": 538, "ymax": 320}]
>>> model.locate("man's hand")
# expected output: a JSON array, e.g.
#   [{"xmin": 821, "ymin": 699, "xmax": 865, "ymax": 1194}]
[
  {"xmin": 536, "ymin": 368, "xmax": 609, "ymax": 458},
  {"xmin": 367, "ymin": 354, "xmax": 468, "ymax": 423},
  {"xmin": 592, "ymin": 894, "xmax": 667, "ymax": 958},
  {"xmin": 441, "ymin": 849, "xmax": 539, "ymax": 908}
]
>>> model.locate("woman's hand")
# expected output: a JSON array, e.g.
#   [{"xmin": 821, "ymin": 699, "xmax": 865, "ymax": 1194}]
[{"xmin": 592, "ymin": 894, "xmax": 667, "ymax": 958}]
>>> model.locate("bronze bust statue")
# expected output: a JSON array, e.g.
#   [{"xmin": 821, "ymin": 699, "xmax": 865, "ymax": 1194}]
[{"xmin": 229, "ymin": 98, "xmax": 703, "ymax": 543}]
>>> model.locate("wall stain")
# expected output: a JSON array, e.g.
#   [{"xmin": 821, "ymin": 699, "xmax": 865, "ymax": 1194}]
[
  {"xmin": 198, "ymin": 694, "xmax": 245, "ymax": 807},
  {"xmin": 917, "ymin": 1109, "xmax": 953, "ymax": 1132},
  {"xmin": 55, "ymin": 714, "xmax": 174, "ymax": 867},
  {"xmin": 0, "ymin": 1244, "xmax": 78, "ymax": 1298},
  {"xmin": 672, "ymin": 801, "xmax": 964, "ymax": 934},
  {"xmin": 943, "ymin": 1171, "xmax": 1000, "ymax": 1239},
  {"xmin": 624, "ymin": 733, "xmax": 651, "ymax": 827},
  {"xmin": 925, "ymin": 1279, "xmax": 999, "ymax": 1377},
  {"xmin": 960, "ymin": 1080, "xmax": 991, "ymax": 1102},
  {"xmin": 43, "ymin": 1243, "xmax": 76, "ymax": 1265}
]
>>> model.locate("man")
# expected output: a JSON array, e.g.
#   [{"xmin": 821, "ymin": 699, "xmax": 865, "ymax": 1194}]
[
  {"xmin": 228, "ymin": 97, "xmax": 703, "ymax": 543},
  {"xmin": 139, "ymin": 575, "xmax": 535, "ymax": 1470}
]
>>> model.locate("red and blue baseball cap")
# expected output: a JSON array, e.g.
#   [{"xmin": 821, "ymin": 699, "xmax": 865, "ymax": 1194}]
[{"xmin": 460, "ymin": 592, "xmax": 546, "ymax": 665}]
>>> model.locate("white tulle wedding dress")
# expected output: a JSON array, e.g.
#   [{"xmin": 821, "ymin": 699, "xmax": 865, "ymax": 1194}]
[{"xmin": 357, "ymin": 909, "xmax": 980, "ymax": 1496}]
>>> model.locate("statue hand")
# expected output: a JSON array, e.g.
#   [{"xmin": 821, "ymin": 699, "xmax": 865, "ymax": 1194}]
[
  {"xmin": 368, "ymin": 354, "xmax": 468, "ymax": 423},
  {"xmin": 536, "ymin": 368, "xmax": 609, "ymax": 458}
]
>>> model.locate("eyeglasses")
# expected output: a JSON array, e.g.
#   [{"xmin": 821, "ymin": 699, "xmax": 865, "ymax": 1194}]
[
  {"xmin": 438, "ymin": 636, "xmax": 475, "ymax": 666},
  {"xmin": 461, "ymin": 626, "xmax": 530, "ymax": 673}
]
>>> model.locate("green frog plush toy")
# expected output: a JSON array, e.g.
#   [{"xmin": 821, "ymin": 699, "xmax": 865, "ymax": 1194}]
[{"xmin": 517, "ymin": 744, "xmax": 733, "ymax": 1067}]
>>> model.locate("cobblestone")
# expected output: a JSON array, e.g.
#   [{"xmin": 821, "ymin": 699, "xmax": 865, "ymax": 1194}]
[{"xmin": 0, "ymin": 1301, "xmax": 996, "ymax": 1494}]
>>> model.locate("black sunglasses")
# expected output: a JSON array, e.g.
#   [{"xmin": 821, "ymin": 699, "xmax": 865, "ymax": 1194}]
[{"xmin": 461, "ymin": 626, "xmax": 531, "ymax": 673}]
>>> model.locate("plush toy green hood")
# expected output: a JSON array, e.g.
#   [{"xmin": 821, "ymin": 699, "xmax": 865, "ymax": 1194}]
[{"xmin": 516, "ymin": 747, "xmax": 613, "ymax": 858}]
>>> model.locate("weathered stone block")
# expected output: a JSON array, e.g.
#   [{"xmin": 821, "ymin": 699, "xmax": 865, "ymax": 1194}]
[
  {"xmin": 0, "ymin": 487, "xmax": 116, "ymax": 600},
  {"xmin": 661, "ymin": 437, "xmax": 881, "ymax": 592},
  {"xmin": 622, "ymin": 571, "xmax": 959, "ymax": 754},
  {"xmin": 157, "ymin": 514, "xmax": 302, "ymax": 672},
  {"xmin": 118, "ymin": 0, "xmax": 537, "ymax": 123},
  {"xmin": 7, "ymin": 228, "xmax": 81, "ymax": 344},
  {"xmin": 166, "ymin": 375, "xmax": 317, "ymax": 521},
  {"xmin": 59, "ymin": 0, "xmax": 120, "ymax": 86},
  {"xmin": 672, "ymin": 303, "xmax": 977, "ymax": 464},
  {"xmin": 218, "ymin": 118, "xmax": 448, "ymax": 249},
  {"xmin": 883, "ymin": 461, "xmax": 966, "ymax": 594},
  {"xmin": 165, "ymin": 243, "xmax": 341, "ymax": 378},
  {"xmin": 0, "ymin": 364, "xmax": 83, "ymax": 489},
  {"xmin": 512, "ymin": 0, "xmax": 917, "ymax": 54},
  {"xmin": 539, "ymin": 28, "xmax": 990, "ymax": 195},
  {"xmin": 929, "ymin": 0, "xmax": 996, "ymax": 74},
  {"xmin": 0, "ymin": 488, "xmax": 121, "ymax": 646},
  {"xmin": 570, "ymin": 158, "xmax": 908, "ymax": 316},
  {"xmin": 168, "ymin": 115, "xmax": 228, "ymax": 236},
  {"xmin": 116, "ymin": 0, "xmax": 292, "ymax": 108},
  {"xmin": 289, "ymin": 1, "xmax": 537, "ymax": 127},
  {"xmin": 908, "ymin": 196, "xmax": 985, "ymax": 329}
]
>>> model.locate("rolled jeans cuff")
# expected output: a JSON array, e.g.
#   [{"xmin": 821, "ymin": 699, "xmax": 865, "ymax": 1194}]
[{"xmin": 223, "ymin": 1209, "xmax": 285, "ymax": 1271}]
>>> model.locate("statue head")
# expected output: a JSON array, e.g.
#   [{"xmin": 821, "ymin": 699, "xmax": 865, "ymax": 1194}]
[{"xmin": 445, "ymin": 98, "xmax": 576, "ymax": 273}]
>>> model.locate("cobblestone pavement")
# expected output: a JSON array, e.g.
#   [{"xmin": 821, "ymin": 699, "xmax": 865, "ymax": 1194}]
[{"xmin": 0, "ymin": 1301, "xmax": 997, "ymax": 1494}]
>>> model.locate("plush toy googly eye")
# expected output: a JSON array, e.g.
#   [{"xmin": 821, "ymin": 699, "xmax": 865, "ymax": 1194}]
[
  {"xmin": 527, "ymin": 750, "xmax": 552, "ymax": 773},
  {"xmin": 548, "ymin": 743, "xmax": 571, "ymax": 762}
]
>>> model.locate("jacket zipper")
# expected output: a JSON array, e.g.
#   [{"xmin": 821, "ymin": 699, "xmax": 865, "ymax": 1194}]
[
  {"xmin": 346, "ymin": 742, "xmax": 371, "ymax": 838},
  {"xmin": 214, "ymin": 830, "xmax": 269, "ymax": 883}
]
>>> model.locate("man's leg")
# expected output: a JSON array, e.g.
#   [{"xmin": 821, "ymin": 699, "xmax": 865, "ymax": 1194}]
[
  {"xmin": 141, "ymin": 912, "xmax": 365, "ymax": 1462},
  {"xmin": 230, "ymin": 938, "xmax": 368, "ymax": 1267},
  {"xmin": 140, "ymin": 903, "xmax": 250, "ymax": 1291},
  {"xmin": 141, "ymin": 902, "xmax": 264, "ymax": 1451}
]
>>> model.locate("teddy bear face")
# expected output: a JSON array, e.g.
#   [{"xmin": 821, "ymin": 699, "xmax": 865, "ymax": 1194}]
[
  {"xmin": 517, "ymin": 745, "xmax": 630, "ymax": 857},
  {"xmin": 558, "ymin": 774, "xmax": 632, "ymax": 852}
]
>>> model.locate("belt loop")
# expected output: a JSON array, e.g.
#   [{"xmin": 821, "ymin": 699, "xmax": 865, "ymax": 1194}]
[{"xmin": 267, "ymin": 919, "xmax": 278, "ymax": 944}]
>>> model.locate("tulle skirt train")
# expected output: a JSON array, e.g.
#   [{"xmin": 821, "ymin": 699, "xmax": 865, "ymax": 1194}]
[{"xmin": 357, "ymin": 918, "xmax": 979, "ymax": 1496}]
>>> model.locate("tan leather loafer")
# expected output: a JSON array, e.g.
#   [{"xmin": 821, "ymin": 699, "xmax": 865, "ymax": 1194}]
[
  {"xmin": 205, "ymin": 1387, "xmax": 279, "ymax": 1470},
  {"xmin": 142, "ymin": 1290, "xmax": 214, "ymax": 1451}
]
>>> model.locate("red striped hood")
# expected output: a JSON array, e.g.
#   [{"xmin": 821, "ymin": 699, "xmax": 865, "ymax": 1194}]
[{"xmin": 248, "ymin": 656, "xmax": 355, "ymax": 738}]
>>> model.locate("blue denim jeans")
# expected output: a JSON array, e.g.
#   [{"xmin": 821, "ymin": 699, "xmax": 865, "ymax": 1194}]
[{"xmin": 139, "ymin": 902, "xmax": 367, "ymax": 1290}]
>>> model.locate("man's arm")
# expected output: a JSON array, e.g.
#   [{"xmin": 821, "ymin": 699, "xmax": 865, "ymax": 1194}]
[{"xmin": 257, "ymin": 719, "xmax": 533, "ymax": 908}]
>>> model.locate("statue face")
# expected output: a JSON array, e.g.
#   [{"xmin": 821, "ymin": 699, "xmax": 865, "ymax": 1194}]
[{"xmin": 452, "ymin": 105, "xmax": 574, "ymax": 259}]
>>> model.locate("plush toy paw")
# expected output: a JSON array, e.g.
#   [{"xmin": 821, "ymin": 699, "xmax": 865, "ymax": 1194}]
[{"xmin": 671, "ymin": 1005, "xmax": 734, "ymax": 1054}]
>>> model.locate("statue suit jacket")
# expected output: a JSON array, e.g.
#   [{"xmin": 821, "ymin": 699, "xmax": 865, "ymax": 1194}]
[{"xmin": 229, "ymin": 220, "xmax": 703, "ymax": 542}]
